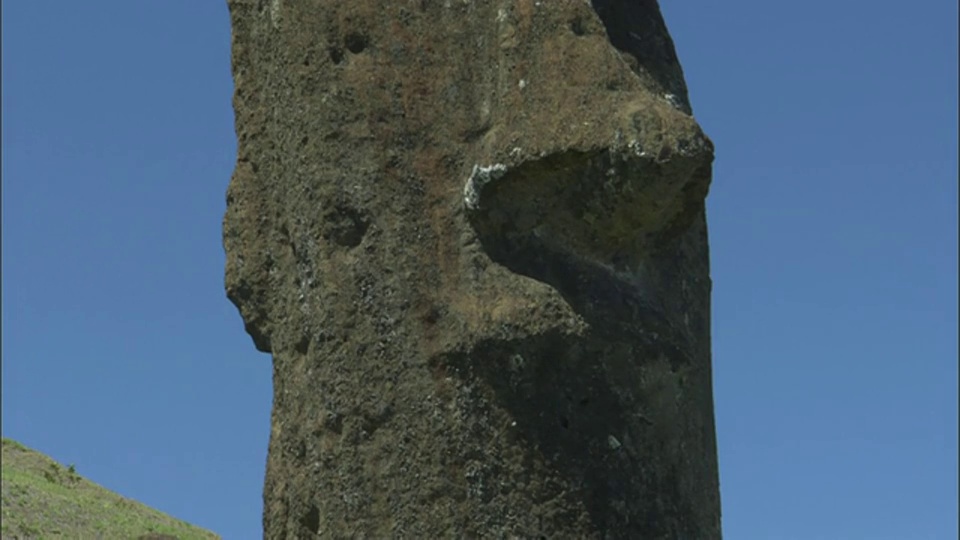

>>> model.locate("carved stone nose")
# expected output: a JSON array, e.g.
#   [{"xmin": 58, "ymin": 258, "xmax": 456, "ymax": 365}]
[{"xmin": 464, "ymin": 125, "xmax": 712, "ymax": 268}]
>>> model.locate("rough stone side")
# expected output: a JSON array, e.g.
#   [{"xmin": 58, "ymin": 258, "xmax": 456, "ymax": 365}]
[{"xmin": 224, "ymin": 0, "xmax": 721, "ymax": 537}]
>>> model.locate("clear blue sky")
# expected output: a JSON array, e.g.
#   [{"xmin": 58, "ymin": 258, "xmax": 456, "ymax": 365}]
[{"xmin": 2, "ymin": 2, "xmax": 956, "ymax": 539}]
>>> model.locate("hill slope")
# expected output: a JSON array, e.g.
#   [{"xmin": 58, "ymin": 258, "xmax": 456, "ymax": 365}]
[{"xmin": 1, "ymin": 438, "xmax": 219, "ymax": 539}]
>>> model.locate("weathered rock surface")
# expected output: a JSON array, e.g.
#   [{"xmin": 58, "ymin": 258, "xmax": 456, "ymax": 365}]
[{"xmin": 224, "ymin": 0, "xmax": 721, "ymax": 537}]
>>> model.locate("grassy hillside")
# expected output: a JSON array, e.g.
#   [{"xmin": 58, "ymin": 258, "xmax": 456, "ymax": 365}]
[{"xmin": 1, "ymin": 438, "xmax": 219, "ymax": 539}]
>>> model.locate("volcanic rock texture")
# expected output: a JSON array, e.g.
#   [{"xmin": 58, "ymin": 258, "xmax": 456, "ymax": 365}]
[{"xmin": 224, "ymin": 0, "xmax": 721, "ymax": 537}]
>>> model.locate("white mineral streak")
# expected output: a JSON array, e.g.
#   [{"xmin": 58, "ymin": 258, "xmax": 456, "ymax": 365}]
[
  {"xmin": 270, "ymin": 0, "xmax": 281, "ymax": 29},
  {"xmin": 464, "ymin": 164, "xmax": 507, "ymax": 210},
  {"xmin": 663, "ymin": 93, "xmax": 683, "ymax": 110}
]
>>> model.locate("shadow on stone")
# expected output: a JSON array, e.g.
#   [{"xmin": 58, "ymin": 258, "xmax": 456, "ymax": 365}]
[{"xmin": 432, "ymin": 149, "xmax": 710, "ymax": 536}]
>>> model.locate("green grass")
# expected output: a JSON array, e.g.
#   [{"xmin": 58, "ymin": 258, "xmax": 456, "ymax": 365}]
[{"xmin": 1, "ymin": 438, "xmax": 220, "ymax": 539}]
